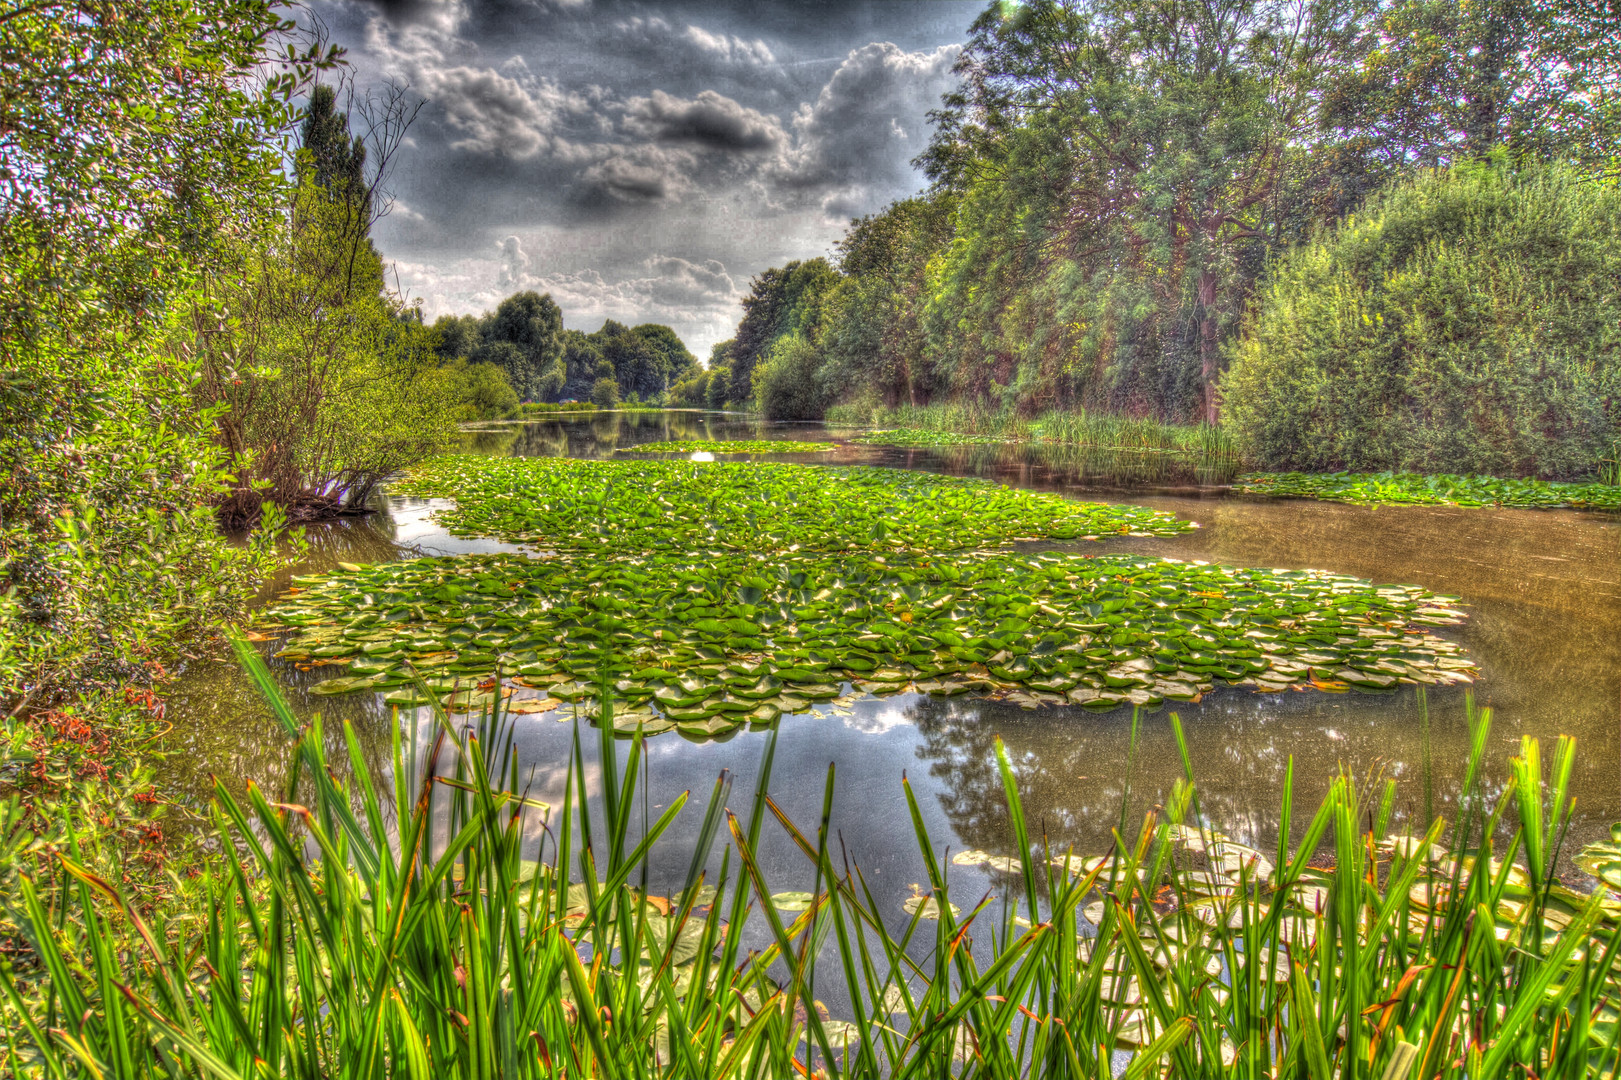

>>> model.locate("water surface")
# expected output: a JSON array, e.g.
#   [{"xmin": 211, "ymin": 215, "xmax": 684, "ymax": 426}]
[{"xmin": 164, "ymin": 411, "xmax": 1621, "ymax": 905}]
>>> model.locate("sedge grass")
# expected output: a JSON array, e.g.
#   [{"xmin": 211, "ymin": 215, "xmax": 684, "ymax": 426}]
[{"xmin": 2, "ymin": 647, "xmax": 1618, "ymax": 1078}]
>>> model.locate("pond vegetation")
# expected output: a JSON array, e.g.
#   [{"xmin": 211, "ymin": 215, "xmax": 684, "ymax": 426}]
[
  {"xmin": 618, "ymin": 439, "xmax": 838, "ymax": 454},
  {"xmin": 392, "ymin": 455, "xmax": 1194, "ymax": 552},
  {"xmin": 5, "ymin": 658, "xmax": 1617, "ymax": 1077},
  {"xmin": 1237, "ymin": 472, "xmax": 1621, "ymax": 511},
  {"xmin": 851, "ymin": 428, "xmax": 1016, "ymax": 447},
  {"xmin": 261, "ymin": 547, "xmax": 1477, "ymax": 735}
]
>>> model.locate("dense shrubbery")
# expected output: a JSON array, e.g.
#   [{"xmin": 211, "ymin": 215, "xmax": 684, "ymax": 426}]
[{"xmin": 1222, "ymin": 162, "xmax": 1621, "ymax": 478}]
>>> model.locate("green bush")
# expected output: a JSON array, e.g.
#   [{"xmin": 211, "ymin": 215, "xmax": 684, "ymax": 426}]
[
  {"xmin": 1222, "ymin": 160, "xmax": 1621, "ymax": 478},
  {"xmin": 752, "ymin": 333, "xmax": 829, "ymax": 420},
  {"xmin": 591, "ymin": 376, "xmax": 621, "ymax": 409},
  {"xmin": 442, "ymin": 358, "xmax": 519, "ymax": 420}
]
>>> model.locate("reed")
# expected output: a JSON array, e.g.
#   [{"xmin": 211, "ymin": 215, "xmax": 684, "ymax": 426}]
[
  {"xmin": 2, "ymin": 649, "xmax": 1617, "ymax": 1078},
  {"xmin": 826, "ymin": 402, "xmax": 1243, "ymax": 484}
]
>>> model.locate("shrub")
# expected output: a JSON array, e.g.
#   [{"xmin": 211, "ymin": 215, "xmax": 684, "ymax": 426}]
[
  {"xmin": 752, "ymin": 333, "xmax": 829, "ymax": 420},
  {"xmin": 1222, "ymin": 160, "xmax": 1621, "ymax": 478},
  {"xmin": 591, "ymin": 376, "xmax": 621, "ymax": 409},
  {"xmin": 443, "ymin": 358, "xmax": 519, "ymax": 420}
]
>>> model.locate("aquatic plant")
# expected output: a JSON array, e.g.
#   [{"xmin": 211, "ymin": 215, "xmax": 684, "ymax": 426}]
[
  {"xmin": 392, "ymin": 455, "xmax": 1194, "ymax": 553},
  {"xmin": 260, "ymin": 549, "xmax": 1477, "ymax": 734},
  {"xmin": 2, "ymin": 651, "xmax": 1617, "ymax": 1077},
  {"xmin": 851, "ymin": 429, "xmax": 1015, "ymax": 447},
  {"xmin": 618, "ymin": 439, "xmax": 838, "ymax": 454},
  {"xmin": 1236, "ymin": 471, "xmax": 1621, "ymax": 511}
]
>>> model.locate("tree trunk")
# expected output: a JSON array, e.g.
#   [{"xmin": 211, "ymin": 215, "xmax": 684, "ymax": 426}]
[{"xmin": 1198, "ymin": 268, "xmax": 1220, "ymax": 425}]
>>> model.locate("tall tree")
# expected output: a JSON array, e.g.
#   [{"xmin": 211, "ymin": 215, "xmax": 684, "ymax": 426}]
[
  {"xmin": 483, "ymin": 291, "xmax": 565, "ymax": 401},
  {"xmin": 921, "ymin": 0, "xmax": 1374, "ymax": 422}
]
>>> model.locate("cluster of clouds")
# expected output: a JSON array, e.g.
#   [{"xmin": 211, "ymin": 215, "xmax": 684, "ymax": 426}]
[{"xmin": 325, "ymin": 0, "xmax": 966, "ymax": 352}]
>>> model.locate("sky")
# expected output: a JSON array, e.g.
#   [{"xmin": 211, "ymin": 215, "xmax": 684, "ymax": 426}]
[{"xmin": 314, "ymin": 0, "xmax": 983, "ymax": 356}]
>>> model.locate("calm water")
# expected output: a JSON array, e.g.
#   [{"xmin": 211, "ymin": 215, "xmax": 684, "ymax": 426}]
[{"xmin": 164, "ymin": 411, "xmax": 1621, "ymax": 906}]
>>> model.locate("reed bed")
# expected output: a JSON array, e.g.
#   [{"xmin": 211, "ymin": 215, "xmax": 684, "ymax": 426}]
[
  {"xmin": 2, "ymin": 646, "xmax": 1617, "ymax": 1078},
  {"xmin": 827, "ymin": 403, "xmax": 1243, "ymax": 484}
]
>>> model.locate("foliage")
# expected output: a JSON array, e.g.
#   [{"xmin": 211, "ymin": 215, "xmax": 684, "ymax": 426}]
[
  {"xmin": 191, "ymin": 173, "xmax": 458, "ymax": 524},
  {"xmin": 620, "ymin": 440, "xmax": 837, "ymax": 455},
  {"xmin": 4, "ymin": 652, "xmax": 1616, "ymax": 1076},
  {"xmin": 1323, "ymin": 0, "xmax": 1621, "ymax": 175},
  {"xmin": 751, "ymin": 333, "xmax": 831, "ymax": 421},
  {"xmin": 262, "ymin": 547, "xmax": 1476, "ymax": 733},
  {"xmin": 391, "ymin": 455, "xmax": 1194, "ymax": 553},
  {"xmin": 481, "ymin": 292, "xmax": 566, "ymax": 402},
  {"xmin": 1222, "ymin": 161, "xmax": 1621, "ymax": 477},
  {"xmin": 727, "ymin": 260, "xmax": 838, "ymax": 410},
  {"xmin": 1236, "ymin": 471, "xmax": 1621, "ymax": 511},
  {"xmin": 591, "ymin": 376, "xmax": 622, "ymax": 409},
  {"xmin": 0, "ymin": 690, "xmax": 197, "ymax": 954},
  {"xmin": 852, "ymin": 428, "xmax": 1014, "ymax": 447},
  {"xmin": 0, "ymin": 0, "xmax": 329, "ymax": 693},
  {"xmin": 432, "ymin": 310, "xmax": 696, "ymax": 404},
  {"xmin": 441, "ymin": 358, "xmax": 519, "ymax": 421}
]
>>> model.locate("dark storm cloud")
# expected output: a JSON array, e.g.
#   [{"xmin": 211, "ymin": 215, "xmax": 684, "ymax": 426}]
[
  {"xmin": 323, "ymin": 0, "xmax": 980, "ymax": 351},
  {"xmin": 626, "ymin": 90, "xmax": 787, "ymax": 152}
]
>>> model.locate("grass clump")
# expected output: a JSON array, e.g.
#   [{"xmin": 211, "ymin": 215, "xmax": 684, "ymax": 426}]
[
  {"xmin": 618, "ymin": 439, "xmax": 837, "ymax": 455},
  {"xmin": 261, "ymin": 549, "xmax": 1476, "ymax": 734},
  {"xmin": 3, "ymin": 651, "xmax": 1618, "ymax": 1077},
  {"xmin": 392, "ymin": 455, "xmax": 1193, "ymax": 553},
  {"xmin": 1236, "ymin": 471, "xmax": 1621, "ymax": 511}
]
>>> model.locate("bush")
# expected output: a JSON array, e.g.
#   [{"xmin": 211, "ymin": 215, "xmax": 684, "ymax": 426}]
[
  {"xmin": 1222, "ymin": 160, "xmax": 1621, "ymax": 478},
  {"xmin": 590, "ymin": 376, "xmax": 621, "ymax": 409},
  {"xmin": 443, "ymin": 358, "xmax": 519, "ymax": 420},
  {"xmin": 752, "ymin": 333, "xmax": 829, "ymax": 420}
]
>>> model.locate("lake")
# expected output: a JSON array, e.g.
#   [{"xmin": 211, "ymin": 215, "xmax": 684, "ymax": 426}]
[{"xmin": 163, "ymin": 410, "xmax": 1621, "ymax": 909}]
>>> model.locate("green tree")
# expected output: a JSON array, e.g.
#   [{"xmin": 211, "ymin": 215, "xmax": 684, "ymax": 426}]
[
  {"xmin": 432, "ymin": 314, "xmax": 483, "ymax": 360},
  {"xmin": 561, "ymin": 330, "xmax": 611, "ymax": 400},
  {"xmin": 591, "ymin": 376, "xmax": 621, "ymax": 409},
  {"xmin": 442, "ymin": 359, "xmax": 519, "ymax": 420},
  {"xmin": 0, "ymin": 0, "xmax": 329, "ymax": 689},
  {"xmin": 1323, "ymin": 0, "xmax": 1621, "ymax": 175},
  {"xmin": 822, "ymin": 197, "xmax": 954, "ymax": 408},
  {"xmin": 705, "ymin": 341, "xmax": 735, "ymax": 409},
  {"xmin": 484, "ymin": 291, "xmax": 565, "ymax": 401},
  {"xmin": 1222, "ymin": 160, "xmax": 1621, "ymax": 477},
  {"xmin": 728, "ymin": 260, "xmax": 838, "ymax": 408},
  {"xmin": 921, "ymin": 0, "xmax": 1372, "ymax": 422}
]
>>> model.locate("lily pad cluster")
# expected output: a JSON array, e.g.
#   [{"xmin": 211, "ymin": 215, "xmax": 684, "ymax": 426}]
[
  {"xmin": 617, "ymin": 439, "xmax": 837, "ymax": 455},
  {"xmin": 260, "ymin": 549, "xmax": 1476, "ymax": 738},
  {"xmin": 391, "ymin": 455, "xmax": 1194, "ymax": 553},
  {"xmin": 850, "ymin": 429, "xmax": 1014, "ymax": 447},
  {"xmin": 1236, "ymin": 471, "xmax": 1621, "ymax": 511}
]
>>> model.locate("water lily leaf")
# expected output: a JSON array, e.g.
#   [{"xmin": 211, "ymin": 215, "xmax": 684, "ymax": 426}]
[{"xmin": 311, "ymin": 677, "xmax": 375, "ymax": 696}]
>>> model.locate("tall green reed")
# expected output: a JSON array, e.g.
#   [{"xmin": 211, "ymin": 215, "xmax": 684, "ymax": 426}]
[
  {"xmin": 2, "ymin": 649, "xmax": 1617, "ymax": 1078},
  {"xmin": 827, "ymin": 402, "xmax": 1243, "ymax": 484}
]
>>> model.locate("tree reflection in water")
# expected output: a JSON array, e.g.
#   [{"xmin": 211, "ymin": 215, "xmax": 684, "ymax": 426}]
[{"xmin": 905, "ymin": 684, "xmax": 1542, "ymax": 867}]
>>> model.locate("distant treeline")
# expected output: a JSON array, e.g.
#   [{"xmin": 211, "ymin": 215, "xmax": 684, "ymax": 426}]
[
  {"xmin": 431, "ymin": 295, "xmax": 699, "ymax": 417},
  {"xmin": 687, "ymin": 0, "xmax": 1621, "ymax": 478}
]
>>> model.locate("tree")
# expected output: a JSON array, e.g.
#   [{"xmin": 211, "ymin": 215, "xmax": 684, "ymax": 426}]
[
  {"xmin": 822, "ymin": 197, "xmax": 954, "ymax": 408},
  {"xmin": 432, "ymin": 314, "xmax": 482, "ymax": 360},
  {"xmin": 1323, "ymin": 0, "xmax": 1621, "ymax": 175},
  {"xmin": 921, "ymin": 0, "xmax": 1373, "ymax": 422},
  {"xmin": 484, "ymin": 291, "xmax": 565, "ymax": 401},
  {"xmin": 591, "ymin": 376, "xmax": 621, "ymax": 409},
  {"xmin": 728, "ymin": 260, "xmax": 838, "ymax": 407},
  {"xmin": 192, "ymin": 77, "xmax": 455, "ymax": 524},
  {"xmin": 561, "ymin": 330, "xmax": 611, "ymax": 400},
  {"xmin": 1222, "ymin": 160, "xmax": 1621, "ymax": 476},
  {"xmin": 442, "ymin": 359, "xmax": 519, "ymax": 420},
  {"xmin": 0, "ymin": 0, "xmax": 330, "ymax": 690}
]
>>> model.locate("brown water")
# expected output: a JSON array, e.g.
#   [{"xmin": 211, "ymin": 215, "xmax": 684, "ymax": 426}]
[{"xmin": 162, "ymin": 411, "xmax": 1621, "ymax": 899}]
